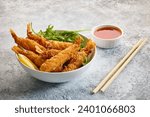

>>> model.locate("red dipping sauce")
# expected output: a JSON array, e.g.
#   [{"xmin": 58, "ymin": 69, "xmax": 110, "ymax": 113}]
[{"xmin": 94, "ymin": 26, "xmax": 122, "ymax": 39}]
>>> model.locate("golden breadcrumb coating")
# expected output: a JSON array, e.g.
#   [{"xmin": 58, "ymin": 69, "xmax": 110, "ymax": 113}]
[
  {"xmin": 46, "ymin": 40, "xmax": 73, "ymax": 50},
  {"xmin": 12, "ymin": 46, "xmax": 45, "ymax": 68},
  {"xmin": 74, "ymin": 36, "xmax": 84, "ymax": 45},
  {"xmin": 82, "ymin": 39, "xmax": 96, "ymax": 54},
  {"xmin": 40, "ymin": 49, "xmax": 61, "ymax": 59},
  {"xmin": 63, "ymin": 51, "xmax": 87, "ymax": 72},
  {"xmin": 10, "ymin": 29, "xmax": 46, "ymax": 53},
  {"xmin": 27, "ymin": 23, "xmax": 48, "ymax": 47},
  {"xmin": 40, "ymin": 44, "xmax": 79, "ymax": 72},
  {"xmin": 63, "ymin": 39, "xmax": 95, "ymax": 71}
]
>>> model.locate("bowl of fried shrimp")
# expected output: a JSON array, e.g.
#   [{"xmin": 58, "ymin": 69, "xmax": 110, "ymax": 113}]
[{"xmin": 10, "ymin": 23, "xmax": 96, "ymax": 83}]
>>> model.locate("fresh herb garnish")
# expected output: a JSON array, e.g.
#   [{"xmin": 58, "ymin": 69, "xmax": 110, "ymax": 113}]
[{"xmin": 32, "ymin": 24, "xmax": 88, "ymax": 43}]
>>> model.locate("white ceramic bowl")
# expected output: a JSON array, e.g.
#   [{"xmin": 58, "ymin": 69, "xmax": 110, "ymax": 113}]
[
  {"xmin": 16, "ymin": 48, "xmax": 96, "ymax": 83},
  {"xmin": 91, "ymin": 25, "xmax": 123, "ymax": 48}
]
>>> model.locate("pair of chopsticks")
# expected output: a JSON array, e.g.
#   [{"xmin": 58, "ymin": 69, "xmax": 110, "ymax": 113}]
[{"xmin": 92, "ymin": 38, "xmax": 147, "ymax": 94}]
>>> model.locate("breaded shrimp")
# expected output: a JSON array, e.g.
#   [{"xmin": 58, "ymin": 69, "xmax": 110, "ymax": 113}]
[
  {"xmin": 52, "ymin": 66, "xmax": 63, "ymax": 72},
  {"xmin": 10, "ymin": 29, "xmax": 46, "ymax": 53},
  {"xmin": 46, "ymin": 35, "xmax": 83, "ymax": 49},
  {"xmin": 82, "ymin": 39, "xmax": 96, "ymax": 54},
  {"xmin": 40, "ymin": 49, "xmax": 61, "ymax": 59},
  {"xmin": 74, "ymin": 36, "xmax": 83, "ymax": 46},
  {"xmin": 62, "ymin": 39, "xmax": 95, "ymax": 71},
  {"xmin": 46, "ymin": 40, "xmax": 73, "ymax": 50},
  {"xmin": 27, "ymin": 23, "xmax": 48, "ymax": 47},
  {"xmin": 40, "ymin": 44, "xmax": 79, "ymax": 72},
  {"xmin": 12, "ymin": 46, "xmax": 45, "ymax": 68},
  {"xmin": 35, "ymin": 36, "xmax": 83, "ymax": 59},
  {"xmin": 63, "ymin": 51, "xmax": 87, "ymax": 72},
  {"xmin": 46, "ymin": 35, "xmax": 83, "ymax": 50}
]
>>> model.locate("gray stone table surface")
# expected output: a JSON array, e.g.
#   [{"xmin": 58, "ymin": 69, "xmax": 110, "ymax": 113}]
[{"xmin": 0, "ymin": 0, "xmax": 150, "ymax": 100}]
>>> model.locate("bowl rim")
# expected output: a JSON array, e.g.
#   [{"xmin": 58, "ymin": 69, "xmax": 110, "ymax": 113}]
[
  {"xmin": 91, "ymin": 24, "xmax": 124, "ymax": 41},
  {"xmin": 16, "ymin": 47, "xmax": 96, "ymax": 75}
]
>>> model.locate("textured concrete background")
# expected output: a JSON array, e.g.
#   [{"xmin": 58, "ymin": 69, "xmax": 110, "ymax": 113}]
[{"xmin": 0, "ymin": 0, "xmax": 150, "ymax": 100}]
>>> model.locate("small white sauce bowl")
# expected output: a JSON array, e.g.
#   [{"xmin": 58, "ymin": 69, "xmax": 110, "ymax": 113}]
[{"xmin": 91, "ymin": 25, "xmax": 123, "ymax": 48}]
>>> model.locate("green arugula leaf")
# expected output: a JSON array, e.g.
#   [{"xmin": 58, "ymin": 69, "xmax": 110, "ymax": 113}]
[{"xmin": 32, "ymin": 24, "xmax": 88, "ymax": 44}]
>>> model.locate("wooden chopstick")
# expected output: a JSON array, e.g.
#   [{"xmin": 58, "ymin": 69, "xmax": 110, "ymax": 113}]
[
  {"xmin": 92, "ymin": 38, "xmax": 147, "ymax": 94},
  {"xmin": 101, "ymin": 39, "xmax": 147, "ymax": 92}
]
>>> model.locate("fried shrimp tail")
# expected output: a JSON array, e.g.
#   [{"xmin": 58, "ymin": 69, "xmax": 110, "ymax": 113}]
[
  {"xmin": 74, "ymin": 36, "xmax": 83, "ymax": 46},
  {"xmin": 82, "ymin": 39, "xmax": 96, "ymax": 54},
  {"xmin": 40, "ymin": 44, "xmax": 79, "ymax": 72},
  {"xmin": 63, "ymin": 51, "xmax": 87, "ymax": 72},
  {"xmin": 12, "ymin": 46, "xmax": 45, "ymax": 68},
  {"xmin": 27, "ymin": 23, "xmax": 48, "ymax": 47},
  {"xmin": 10, "ymin": 29, "xmax": 46, "ymax": 53}
]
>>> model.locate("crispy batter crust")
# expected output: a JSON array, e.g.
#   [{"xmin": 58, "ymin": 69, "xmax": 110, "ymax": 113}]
[
  {"xmin": 40, "ymin": 49, "xmax": 61, "ymax": 59},
  {"xmin": 82, "ymin": 39, "xmax": 96, "ymax": 54},
  {"xmin": 63, "ymin": 51, "xmax": 87, "ymax": 72},
  {"xmin": 40, "ymin": 44, "xmax": 79, "ymax": 72},
  {"xmin": 62, "ymin": 40, "xmax": 95, "ymax": 71},
  {"xmin": 46, "ymin": 40, "xmax": 73, "ymax": 50},
  {"xmin": 10, "ymin": 29, "xmax": 46, "ymax": 53},
  {"xmin": 27, "ymin": 23, "xmax": 48, "ymax": 47},
  {"xmin": 12, "ymin": 46, "xmax": 45, "ymax": 68}
]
